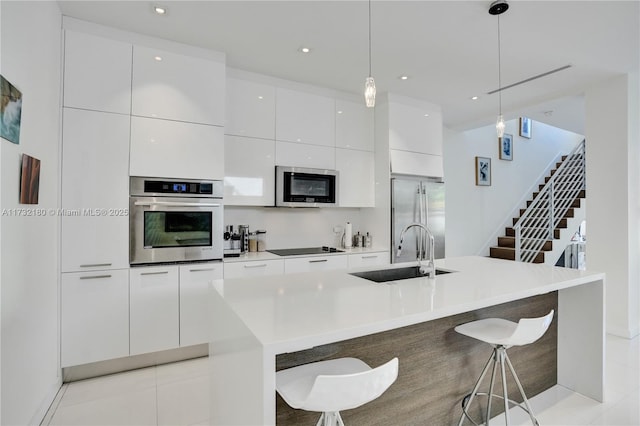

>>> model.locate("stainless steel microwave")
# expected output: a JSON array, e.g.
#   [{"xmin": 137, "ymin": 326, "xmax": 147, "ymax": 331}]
[{"xmin": 275, "ymin": 166, "xmax": 338, "ymax": 207}]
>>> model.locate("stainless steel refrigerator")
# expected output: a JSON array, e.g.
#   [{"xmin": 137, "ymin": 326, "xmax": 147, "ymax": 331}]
[{"xmin": 391, "ymin": 177, "xmax": 445, "ymax": 263}]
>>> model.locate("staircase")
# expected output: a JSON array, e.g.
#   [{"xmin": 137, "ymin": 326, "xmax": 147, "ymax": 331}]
[{"xmin": 490, "ymin": 140, "xmax": 586, "ymax": 264}]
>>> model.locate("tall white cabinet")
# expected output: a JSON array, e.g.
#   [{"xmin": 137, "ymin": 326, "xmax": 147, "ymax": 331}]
[
  {"xmin": 61, "ymin": 30, "xmax": 133, "ymax": 367},
  {"xmin": 61, "ymin": 108, "xmax": 130, "ymax": 272},
  {"xmin": 60, "ymin": 20, "xmax": 228, "ymax": 367}
]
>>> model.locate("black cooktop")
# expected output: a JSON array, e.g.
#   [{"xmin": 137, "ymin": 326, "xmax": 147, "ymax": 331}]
[{"xmin": 267, "ymin": 246, "xmax": 344, "ymax": 256}]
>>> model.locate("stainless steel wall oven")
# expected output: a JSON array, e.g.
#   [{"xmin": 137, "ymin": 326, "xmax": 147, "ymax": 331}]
[{"xmin": 130, "ymin": 177, "xmax": 223, "ymax": 265}]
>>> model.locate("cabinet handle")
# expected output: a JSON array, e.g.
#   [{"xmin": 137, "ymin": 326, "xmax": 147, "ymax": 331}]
[
  {"xmin": 134, "ymin": 201, "xmax": 221, "ymax": 208},
  {"xmin": 309, "ymin": 259, "xmax": 328, "ymax": 263},
  {"xmin": 80, "ymin": 274, "xmax": 112, "ymax": 280},
  {"xmin": 244, "ymin": 264, "xmax": 267, "ymax": 269},
  {"xmin": 189, "ymin": 267, "xmax": 215, "ymax": 272},
  {"xmin": 140, "ymin": 271, "xmax": 169, "ymax": 276},
  {"xmin": 80, "ymin": 263, "xmax": 112, "ymax": 268},
  {"xmin": 362, "ymin": 255, "xmax": 378, "ymax": 259}
]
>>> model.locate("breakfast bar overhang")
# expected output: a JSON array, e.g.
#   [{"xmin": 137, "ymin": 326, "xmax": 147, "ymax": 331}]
[{"xmin": 209, "ymin": 256, "xmax": 605, "ymax": 425}]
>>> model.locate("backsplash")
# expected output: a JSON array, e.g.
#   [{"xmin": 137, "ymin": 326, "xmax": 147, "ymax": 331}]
[{"xmin": 224, "ymin": 206, "xmax": 363, "ymax": 249}]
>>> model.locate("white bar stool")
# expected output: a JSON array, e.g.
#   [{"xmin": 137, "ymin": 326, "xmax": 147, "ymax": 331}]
[
  {"xmin": 276, "ymin": 357, "xmax": 399, "ymax": 426},
  {"xmin": 455, "ymin": 310, "xmax": 554, "ymax": 426}
]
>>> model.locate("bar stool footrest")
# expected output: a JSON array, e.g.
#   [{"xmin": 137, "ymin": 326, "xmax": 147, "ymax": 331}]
[{"xmin": 460, "ymin": 392, "xmax": 540, "ymax": 426}]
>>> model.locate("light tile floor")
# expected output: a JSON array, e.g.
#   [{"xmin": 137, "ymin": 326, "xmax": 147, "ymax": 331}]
[{"xmin": 42, "ymin": 334, "xmax": 639, "ymax": 425}]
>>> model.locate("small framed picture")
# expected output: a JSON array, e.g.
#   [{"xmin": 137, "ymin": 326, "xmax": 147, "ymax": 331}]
[
  {"xmin": 499, "ymin": 133, "xmax": 513, "ymax": 161},
  {"xmin": 519, "ymin": 117, "xmax": 532, "ymax": 138},
  {"xmin": 475, "ymin": 156, "xmax": 491, "ymax": 186},
  {"xmin": 20, "ymin": 154, "xmax": 41, "ymax": 204}
]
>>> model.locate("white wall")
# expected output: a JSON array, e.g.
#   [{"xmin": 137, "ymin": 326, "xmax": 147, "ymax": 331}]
[
  {"xmin": 444, "ymin": 119, "xmax": 583, "ymax": 257},
  {"xmin": 0, "ymin": 2, "xmax": 62, "ymax": 424},
  {"xmin": 224, "ymin": 207, "xmax": 370, "ymax": 250},
  {"xmin": 585, "ymin": 73, "xmax": 640, "ymax": 338}
]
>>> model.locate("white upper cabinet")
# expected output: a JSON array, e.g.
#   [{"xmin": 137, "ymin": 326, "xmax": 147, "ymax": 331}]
[
  {"xmin": 226, "ymin": 78, "xmax": 276, "ymax": 139},
  {"xmin": 388, "ymin": 101, "xmax": 443, "ymax": 156},
  {"xmin": 276, "ymin": 88, "xmax": 335, "ymax": 146},
  {"xmin": 335, "ymin": 99, "xmax": 374, "ymax": 151},
  {"xmin": 224, "ymin": 136, "xmax": 275, "ymax": 206},
  {"xmin": 63, "ymin": 30, "xmax": 132, "ymax": 114},
  {"xmin": 276, "ymin": 141, "xmax": 335, "ymax": 170},
  {"xmin": 131, "ymin": 45, "xmax": 225, "ymax": 126},
  {"xmin": 389, "ymin": 150, "xmax": 444, "ymax": 178},
  {"xmin": 61, "ymin": 108, "xmax": 130, "ymax": 272},
  {"xmin": 130, "ymin": 116, "xmax": 224, "ymax": 180},
  {"xmin": 336, "ymin": 148, "xmax": 375, "ymax": 207}
]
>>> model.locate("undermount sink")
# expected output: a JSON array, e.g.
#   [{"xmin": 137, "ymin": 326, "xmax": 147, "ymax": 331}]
[{"xmin": 349, "ymin": 266, "xmax": 455, "ymax": 283}]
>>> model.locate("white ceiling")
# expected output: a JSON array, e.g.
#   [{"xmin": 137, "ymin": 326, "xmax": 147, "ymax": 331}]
[{"xmin": 57, "ymin": 1, "xmax": 640, "ymax": 135}]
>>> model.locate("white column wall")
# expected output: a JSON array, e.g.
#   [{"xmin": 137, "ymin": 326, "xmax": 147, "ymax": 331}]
[
  {"xmin": 630, "ymin": 71, "xmax": 640, "ymax": 336},
  {"xmin": 585, "ymin": 73, "xmax": 640, "ymax": 338},
  {"xmin": 444, "ymin": 120, "xmax": 583, "ymax": 257},
  {"xmin": 0, "ymin": 2, "xmax": 63, "ymax": 424}
]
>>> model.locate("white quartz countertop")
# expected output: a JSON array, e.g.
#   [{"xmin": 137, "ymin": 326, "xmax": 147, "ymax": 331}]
[{"xmin": 213, "ymin": 256, "xmax": 605, "ymax": 355}]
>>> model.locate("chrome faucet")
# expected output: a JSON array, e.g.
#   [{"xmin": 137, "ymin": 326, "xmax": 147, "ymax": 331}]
[{"xmin": 396, "ymin": 223, "xmax": 436, "ymax": 278}]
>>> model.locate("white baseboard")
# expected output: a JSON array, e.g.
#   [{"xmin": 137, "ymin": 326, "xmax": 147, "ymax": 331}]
[{"xmin": 607, "ymin": 324, "xmax": 640, "ymax": 339}]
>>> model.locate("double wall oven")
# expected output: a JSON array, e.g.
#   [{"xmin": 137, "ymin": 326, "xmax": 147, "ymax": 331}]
[{"xmin": 129, "ymin": 177, "xmax": 223, "ymax": 265}]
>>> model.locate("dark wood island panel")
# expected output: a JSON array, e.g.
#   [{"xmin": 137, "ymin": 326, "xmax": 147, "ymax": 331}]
[{"xmin": 276, "ymin": 291, "xmax": 558, "ymax": 425}]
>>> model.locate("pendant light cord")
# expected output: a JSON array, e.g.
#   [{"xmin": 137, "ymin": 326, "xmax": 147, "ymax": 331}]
[
  {"xmin": 497, "ymin": 14, "xmax": 502, "ymax": 114},
  {"xmin": 368, "ymin": 0, "xmax": 372, "ymax": 77}
]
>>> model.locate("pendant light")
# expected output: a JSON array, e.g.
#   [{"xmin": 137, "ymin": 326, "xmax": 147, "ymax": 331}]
[
  {"xmin": 364, "ymin": 0, "xmax": 376, "ymax": 107},
  {"xmin": 489, "ymin": 0, "xmax": 509, "ymax": 137}
]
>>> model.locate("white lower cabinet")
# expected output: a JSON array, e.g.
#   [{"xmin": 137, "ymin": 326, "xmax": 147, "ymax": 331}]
[
  {"xmin": 347, "ymin": 252, "xmax": 389, "ymax": 268},
  {"xmin": 130, "ymin": 265, "xmax": 179, "ymax": 356},
  {"xmin": 179, "ymin": 263, "xmax": 223, "ymax": 347},
  {"xmin": 224, "ymin": 259, "xmax": 285, "ymax": 279},
  {"xmin": 284, "ymin": 256, "xmax": 348, "ymax": 274},
  {"xmin": 61, "ymin": 269, "xmax": 129, "ymax": 367}
]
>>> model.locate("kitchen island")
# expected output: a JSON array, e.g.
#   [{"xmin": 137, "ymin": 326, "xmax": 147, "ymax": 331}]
[{"xmin": 209, "ymin": 256, "xmax": 605, "ymax": 425}]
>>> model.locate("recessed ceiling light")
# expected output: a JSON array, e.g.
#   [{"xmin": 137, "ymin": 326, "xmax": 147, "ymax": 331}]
[
  {"xmin": 298, "ymin": 47, "xmax": 311, "ymax": 53},
  {"xmin": 257, "ymin": 96, "xmax": 264, "ymax": 100},
  {"xmin": 153, "ymin": 5, "xmax": 167, "ymax": 15},
  {"xmin": 337, "ymin": 110, "xmax": 343, "ymax": 114},
  {"xmin": 399, "ymin": 75, "xmax": 409, "ymax": 80},
  {"xmin": 471, "ymin": 96, "xmax": 479, "ymax": 100},
  {"xmin": 424, "ymin": 114, "xmax": 430, "ymax": 117},
  {"xmin": 154, "ymin": 56, "xmax": 163, "ymax": 61}
]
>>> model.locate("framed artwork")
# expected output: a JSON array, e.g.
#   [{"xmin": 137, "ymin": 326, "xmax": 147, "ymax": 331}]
[
  {"xmin": 0, "ymin": 74, "xmax": 23, "ymax": 145},
  {"xmin": 519, "ymin": 116, "xmax": 532, "ymax": 139},
  {"xmin": 499, "ymin": 133, "xmax": 513, "ymax": 161},
  {"xmin": 475, "ymin": 156, "xmax": 491, "ymax": 186},
  {"xmin": 20, "ymin": 154, "xmax": 41, "ymax": 204}
]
